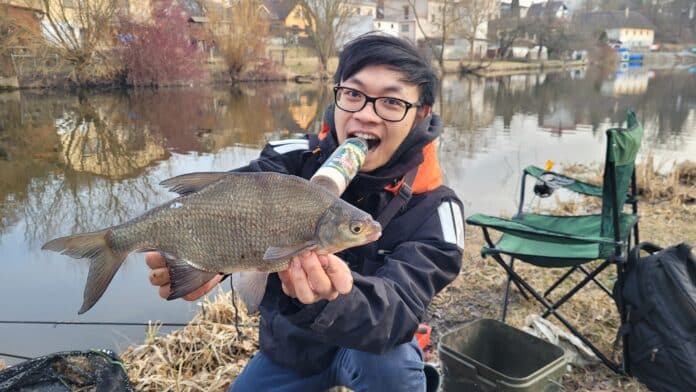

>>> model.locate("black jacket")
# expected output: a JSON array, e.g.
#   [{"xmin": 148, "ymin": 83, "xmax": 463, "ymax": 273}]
[{"xmin": 235, "ymin": 107, "xmax": 464, "ymax": 375}]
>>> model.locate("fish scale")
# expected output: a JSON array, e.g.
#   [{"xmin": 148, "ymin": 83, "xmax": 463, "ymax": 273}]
[
  {"xmin": 111, "ymin": 173, "xmax": 336, "ymax": 272},
  {"xmin": 42, "ymin": 171, "xmax": 381, "ymax": 314}
]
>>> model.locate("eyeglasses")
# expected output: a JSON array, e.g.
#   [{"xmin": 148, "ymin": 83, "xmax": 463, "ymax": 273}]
[{"xmin": 333, "ymin": 86, "xmax": 419, "ymax": 122}]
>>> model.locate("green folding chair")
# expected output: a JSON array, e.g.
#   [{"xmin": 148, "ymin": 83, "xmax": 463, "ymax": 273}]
[{"xmin": 466, "ymin": 110, "xmax": 643, "ymax": 374}]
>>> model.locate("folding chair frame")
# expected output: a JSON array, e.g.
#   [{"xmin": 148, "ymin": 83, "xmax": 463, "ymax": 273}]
[{"xmin": 485, "ymin": 159, "xmax": 641, "ymax": 375}]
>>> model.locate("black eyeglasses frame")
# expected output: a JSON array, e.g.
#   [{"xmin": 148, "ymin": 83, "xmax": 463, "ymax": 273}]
[{"xmin": 333, "ymin": 86, "xmax": 420, "ymax": 122}]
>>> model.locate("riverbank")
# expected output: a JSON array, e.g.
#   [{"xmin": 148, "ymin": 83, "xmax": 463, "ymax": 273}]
[
  {"xmin": 454, "ymin": 59, "xmax": 588, "ymax": 77},
  {"xmin": 0, "ymin": 55, "xmax": 590, "ymax": 91},
  {"xmin": 114, "ymin": 161, "xmax": 695, "ymax": 391}
]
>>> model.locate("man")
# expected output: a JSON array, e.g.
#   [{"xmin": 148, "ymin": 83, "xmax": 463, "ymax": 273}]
[{"xmin": 146, "ymin": 34, "xmax": 464, "ymax": 391}]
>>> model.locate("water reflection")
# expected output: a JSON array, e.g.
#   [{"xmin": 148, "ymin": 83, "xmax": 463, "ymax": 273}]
[{"xmin": 0, "ymin": 69, "xmax": 695, "ymax": 364}]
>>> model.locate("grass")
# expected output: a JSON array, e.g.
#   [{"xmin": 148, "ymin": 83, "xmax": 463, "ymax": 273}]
[
  {"xmin": 117, "ymin": 160, "xmax": 695, "ymax": 391},
  {"xmin": 120, "ymin": 291, "xmax": 259, "ymax": 391}
]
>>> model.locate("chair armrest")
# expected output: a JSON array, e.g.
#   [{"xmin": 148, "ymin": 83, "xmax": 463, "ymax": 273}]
[
  {"xmin": 465, "ymin": 213, "xmax": 616, "ymax": 245},
  {"xmin": 524, "ymin": 165, "xmax": 603, "ymax": 197}
]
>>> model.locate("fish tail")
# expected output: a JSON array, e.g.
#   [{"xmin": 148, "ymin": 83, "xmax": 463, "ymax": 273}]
[{"xmin": 42, "ymin": 230, "xmax": 128, "ymax": 314}]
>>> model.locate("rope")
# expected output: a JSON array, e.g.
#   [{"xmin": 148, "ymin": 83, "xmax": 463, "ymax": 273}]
[
  {"xmin": 0, "ymin": 319, "xmax": 260, "ymax": 361},
  {"xmin": 0, "ymin": 351, "xmax": 31, "ymax": 360},
  {"xmin": 0, "ymin": 320, "xmax": 258, "ymax": 328}
]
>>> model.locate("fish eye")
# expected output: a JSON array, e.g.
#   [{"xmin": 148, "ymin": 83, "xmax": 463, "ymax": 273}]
[{"xmin": 350, "ymin": 224, "xmax": 363, "ymax": 234}]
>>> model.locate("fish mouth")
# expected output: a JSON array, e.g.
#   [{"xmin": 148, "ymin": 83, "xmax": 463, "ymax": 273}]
[
  {"xmin": 366, "ymin": 230, "xmax": 382, "ymax": 242},
  {"xmin": 364, "ymin": 220, "xmax": 382, "ymax": 243},
  {"xmin": 349, "ymin": 131, "xmax": 381, "ymax": 151}
]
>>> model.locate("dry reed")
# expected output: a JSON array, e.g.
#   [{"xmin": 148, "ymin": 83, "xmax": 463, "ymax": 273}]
[
  {"xmin": 121, "ymin": 289, "xmax": 259, "ymax": 391},
  {"xmin": 120, "ymin": 160, "xmax": 695, "ymax": 391}
]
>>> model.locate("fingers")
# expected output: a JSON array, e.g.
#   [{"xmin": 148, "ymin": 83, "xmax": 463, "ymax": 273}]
[
  {"xmin": 158, "ymin": 283, "xmax": 171, "ymax": 300},
  {"xmin": 322, "ymin": 254, "xmax": 354, "ymax": 295},
  {"xmin": 301, "ymin": 253, "xmax": 334, "ymax": 298},
  {"xmin": 145, "ymin": 252, "xmax": 166, "ymax": 269},
  {"xmin": 278, "ymin": 269, "xmax": 296, "ymax": 298},
  {"xmin": 291, "ymin": 256, "xmax": 321, "ymax": 304},
  {"xmin": 279, "ymin": 252, "xmax": 353, "ymax": 304},
  {"xmin": 149, "ymin": 267, "xmax": 170, "ymax": 286},
  {"xmin": 146, "ymin": 251, "xmax": 220, "ymax": 301}
]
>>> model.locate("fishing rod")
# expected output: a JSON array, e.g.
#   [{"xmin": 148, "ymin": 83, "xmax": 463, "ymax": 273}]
[
  {"xmin": 0, "ymin": 320, "xmax": 258, "ymax": 328},
  {"xmin": 0, "ymin": 351, "xmax": 31, "ymax": 360}
]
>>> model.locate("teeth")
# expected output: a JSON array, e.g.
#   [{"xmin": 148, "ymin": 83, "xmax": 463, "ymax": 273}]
[{"xmin": 353, "ymin": 132, "xmax": 378, "ymax": 140}]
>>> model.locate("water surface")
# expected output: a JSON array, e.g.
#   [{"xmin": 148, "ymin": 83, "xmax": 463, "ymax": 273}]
[{"xmin": 1, "ymin": 67, "xmax": 694, "ymax": 364}]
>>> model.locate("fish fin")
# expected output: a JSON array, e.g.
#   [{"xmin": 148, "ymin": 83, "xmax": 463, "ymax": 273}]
[
  {"xmin": 162, "ymin": 255, "xmax": 219, "ymax": 300},
  {"xmin": 231, "ymin": 271, "xmax": 269, "ymax": 313},
  {"xmin": 263, "ymin": 241, "xmax": 318, "ymax": 261},
  {"xmin": 42, "ymin": 230, "xmax": 127, "ymax": 315},
  {"xmin": 159, "ymin": 172, "xmax": 229, "ymax": 195}
]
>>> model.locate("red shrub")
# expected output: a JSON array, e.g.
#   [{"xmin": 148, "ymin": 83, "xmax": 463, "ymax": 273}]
[{"xmin": 119, "ymin": 0, "xmax": 206, "ymax": 86}]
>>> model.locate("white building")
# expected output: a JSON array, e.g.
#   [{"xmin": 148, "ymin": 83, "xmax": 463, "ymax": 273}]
[
  {"xmin": 574, "ymin": 9, "xmax": 655, "ymax": 50},
  {"xmin": 375, "ymin": 0, "xmax": 494, "ymax": 59}
]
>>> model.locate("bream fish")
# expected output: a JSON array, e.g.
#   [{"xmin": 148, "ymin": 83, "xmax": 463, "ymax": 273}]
[{"xmin": 42, "ymin": 171, "xmax": 382, "ymax": 314}]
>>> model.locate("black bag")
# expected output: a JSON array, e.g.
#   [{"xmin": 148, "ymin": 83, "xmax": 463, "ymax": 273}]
[
  {"xmin": 614, "ymin": 242, "xmax": 696, "ymax": 392},
  {"xmin": 0, "ymin": 349, "xmax": 133, "ymax": 391}
]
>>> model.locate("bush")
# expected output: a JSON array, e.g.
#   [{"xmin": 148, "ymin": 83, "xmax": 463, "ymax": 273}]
[{"xmin": 119, "ymin": 0, "xmax": 206, "ymax": 87}]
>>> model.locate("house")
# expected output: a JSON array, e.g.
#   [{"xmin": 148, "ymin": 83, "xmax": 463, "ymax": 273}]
[
  {"xmin": 573, "ymin": 9, "xmax": 655, "ymax": 50},
  {"xmin": 527, "ymin": 1, "xmax": 569, "ymax": 20},
  {"xmin": 177, "ymin": 0, "xmax": 213, "ymax": 51},
  {"xmin": 262, "ymin": 0, "xmax": 310, "ymax": 41},
  {"xmin": 499, "ymin": 0, "xmax": 537, "ymax": 18},
  {"xmin": 373, "ymin": 18, "xmax": 401, "ymax": 37},
  {"xmin": 336, "ymin": 0, "xmax": 378, "ymax": 48},
  {"xmin": 0, "ymin": 1, "xmax": 44, "ymax": 77},
  {"xmin": 345, "ymin": 0, "xmax": 377, "ymax": 17},
  {"xmin": 377, "ymin": 0, "xmax": 495, "ymax": 59},
  {"xmin": 0, "ymin": 2, "xmax": 43, "ymax": 35},
  {"xmin": 379, "ymin": 0, "xmax": 425, "ymax": 43}
]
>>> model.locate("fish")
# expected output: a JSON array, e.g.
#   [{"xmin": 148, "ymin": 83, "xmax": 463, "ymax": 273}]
[{"xmin": 42, "ymin": 171, "xmax": 382, "ymax": 314}]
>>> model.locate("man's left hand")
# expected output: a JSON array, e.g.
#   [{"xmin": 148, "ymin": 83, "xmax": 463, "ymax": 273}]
[{"xmin": 277, "ymin": 252, "xmax": 353, "ymax": 304}]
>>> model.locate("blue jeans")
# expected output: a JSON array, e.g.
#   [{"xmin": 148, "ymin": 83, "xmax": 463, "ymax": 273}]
[{"xmin": 229, "ymin": 339, "xmax": 425, "ymax": 392}]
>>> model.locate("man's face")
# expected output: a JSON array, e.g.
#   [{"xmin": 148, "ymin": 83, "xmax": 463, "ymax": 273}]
[{"xmin": 335, "ymin": 65, "xmax": 430, "ymax": 172}]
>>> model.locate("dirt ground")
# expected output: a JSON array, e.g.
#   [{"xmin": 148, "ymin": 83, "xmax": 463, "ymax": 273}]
[
  {"xmin": 422, "ymin": 161, "xmax": 696, "ymax": 391},
  {"xmin": 118, "ymin": 161, "xmax": 696, "ymax": 391}
]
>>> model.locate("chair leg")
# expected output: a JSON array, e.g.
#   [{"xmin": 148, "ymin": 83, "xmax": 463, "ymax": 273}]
[
  {"xmin": 543, "ymin": 266, "xmax": 578, "ymax": 298},
  {"xmin": 578, "ymin": 265, "xmax": 613, "ymax": 296},
  {"xmin": 490, "ymin": 253, "xmax": 625, "ymax": 374},
  {"xmin": 542, "ymin": 261, "xmax": 612, "ymax": 318},
  {"xmin": 480, "ymin": 228, "xmax": 529, "ymax": 307},
  {"xmin": 501, "ymin": 258, "xmax": 515, "ymax": 322}
]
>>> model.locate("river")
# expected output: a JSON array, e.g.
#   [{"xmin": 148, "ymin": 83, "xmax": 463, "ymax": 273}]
[{"xmin": 0, "ymin": 66, "xmax": 694, "ymax": 364}]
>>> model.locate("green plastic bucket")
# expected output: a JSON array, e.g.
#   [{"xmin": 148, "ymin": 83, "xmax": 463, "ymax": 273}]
[{"xmin": 439, "ymin": 319, "xmax": 567, "ymax": 392}]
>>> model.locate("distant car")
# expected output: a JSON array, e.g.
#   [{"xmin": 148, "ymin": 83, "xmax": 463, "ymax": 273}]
[
  {"xmin": 608, "ymin": 39, "xmax": 623, "ymax": 49},
  {"xmin": 691, "ymin": 47, "xmax": 696, "ymax": 54},
  {"xmin": 650, "ymin": 43, "xmax": 660, "ymax": 51}
]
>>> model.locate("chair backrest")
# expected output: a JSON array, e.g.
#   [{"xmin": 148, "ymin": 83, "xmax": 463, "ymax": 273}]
[{"xmin": 600, "ymin": 110, "xmax": 643, "ymax": 254}]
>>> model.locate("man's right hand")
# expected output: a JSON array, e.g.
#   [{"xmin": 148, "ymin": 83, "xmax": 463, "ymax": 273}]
[{"xmin": 145, "ymin": 252, "xmax": 223, "ymax": 301}]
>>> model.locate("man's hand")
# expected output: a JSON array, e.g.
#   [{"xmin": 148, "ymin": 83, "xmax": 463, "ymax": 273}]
[
  {"xmin": 145, "ymin": 252, "xmax": 223, "ymax": 301},
  {"xmin": 277, "ymin": 252, "xmax": 353, "ymax": 304}
]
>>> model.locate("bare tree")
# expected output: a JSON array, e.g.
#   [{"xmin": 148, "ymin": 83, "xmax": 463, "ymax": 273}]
[
  {"xmin": 298, "ymin": 0, "xmax": 354, "ymax": 74},
  {"xmin": 455, "ymin": 0, "xmax": 497, "ymax": 59},
  {"xmin": 527, "ymin": 12, "xmax": 569, "ymax": 59},
  {"xmin": 204, "ymin": 0, "xmax": 268, "ymax": 79},
  {"xmin": 407, "ymin": 0, "xmax": 465, "ymax": 71},
  {"xmin": 493, "ymin": 20, "xmax": 526, "ymax": 59},
  {"xmin": 30, "ymin": 0, "xmax": 119, "ymax": 84},
  {"xmin": 408, "ymin": 0, "xmax": 494, "ymax": 68}
]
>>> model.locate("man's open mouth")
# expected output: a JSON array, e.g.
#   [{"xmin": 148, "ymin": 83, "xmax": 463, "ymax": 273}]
[{"xmin": 351, "ymin": 132, "xmax": 381, "ymax": 151}]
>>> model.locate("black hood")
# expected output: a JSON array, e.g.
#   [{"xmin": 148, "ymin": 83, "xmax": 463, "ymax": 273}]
[{"xmin": 318, "ymin": 104, "xmax": 442, "ymax": 194}]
